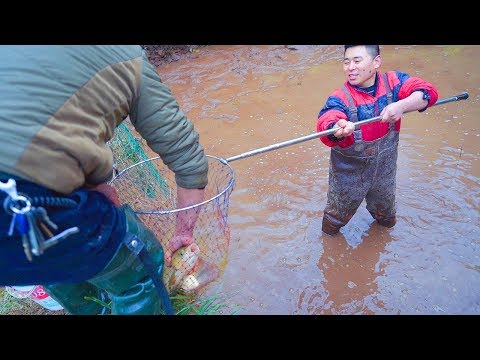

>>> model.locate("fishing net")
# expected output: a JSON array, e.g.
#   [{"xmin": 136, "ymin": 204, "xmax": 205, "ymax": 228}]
[{"xmin": 107, "ymin": 119, "xmax": 235, "ymax": 295}]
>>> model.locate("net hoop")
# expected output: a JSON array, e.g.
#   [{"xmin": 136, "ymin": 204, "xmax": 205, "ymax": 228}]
[{"xmin": 110, "ymin": 154, "xmax": 235, "ymax": 215}]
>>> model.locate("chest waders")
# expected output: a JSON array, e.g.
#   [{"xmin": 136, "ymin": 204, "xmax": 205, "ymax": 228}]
[
  {"xmin": 322, "ymin": 73, "xmax": 398, "ymax": 235},
  {"xmin": 44, "ymin": 204, "xmax": 174, "ymax": 315}
]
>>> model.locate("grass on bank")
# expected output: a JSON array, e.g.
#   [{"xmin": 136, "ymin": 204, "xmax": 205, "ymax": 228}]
[
  {"xmin": 86, "ymin": 289, "xmax": 243, "ymax": 315},
  {"xmin": 0, "ymin": 288, "xmax": 25, "ymax": 314},
  {"xmin": 1, "ymin": 287, "xmax": 242, "ymax": 315}
]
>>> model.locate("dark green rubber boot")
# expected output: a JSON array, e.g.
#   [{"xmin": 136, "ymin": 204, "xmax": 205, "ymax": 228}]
[
  {"xmin": 88, "ymin": 204, "xmax": 167, "ymax": 314},
  {"xmin": 46, "ymin": 205, "xmax": 167, "ymax": 315},
  {"xmin": 43, "ymin": 282, "xmax": 108, "ymax": 315},
  {"xmin": 109, "ymin": 272, "xmax": 163, "ymax": 315}
]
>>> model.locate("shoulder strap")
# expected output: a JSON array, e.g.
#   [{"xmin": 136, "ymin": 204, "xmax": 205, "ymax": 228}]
[
  {"xmin": 382, "ymin": 72, "xmax": 393, "ymax": 105},
  {"xmin": 341, "ymin": 85, "xmax": 358, "ymax": 122},
  {"xmin": 382, "ymin": 72, "xmax": 396, "ymax": 130}
]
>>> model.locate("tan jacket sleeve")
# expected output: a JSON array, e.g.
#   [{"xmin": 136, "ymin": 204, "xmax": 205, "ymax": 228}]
[{"xmin": 129, "ymin": 51, "xmax": 208, "ymax": 189}]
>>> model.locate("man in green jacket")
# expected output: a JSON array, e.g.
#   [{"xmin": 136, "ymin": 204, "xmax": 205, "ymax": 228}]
[{"xmin": 0, "ymin": 45, "xmax": 209, "ymax": 314}]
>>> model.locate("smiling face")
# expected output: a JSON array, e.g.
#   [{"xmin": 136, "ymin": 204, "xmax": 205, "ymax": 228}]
[{"xmin": 343, "ymin": 45, "xmax": 382, "ymax": 88}]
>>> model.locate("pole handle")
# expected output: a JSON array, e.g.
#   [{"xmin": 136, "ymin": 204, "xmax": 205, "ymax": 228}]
[
  {"xmin": 435, "ymin": 91, "xmax": 469, "ymax": 106},
  {"xmin": 457, "ymin": 92, "xmax": 469, "ymax": 101}
]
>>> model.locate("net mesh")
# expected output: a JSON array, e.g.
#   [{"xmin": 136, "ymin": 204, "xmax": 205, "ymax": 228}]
[{"xmin": 107, "ymin": 120, "xmax": 235, "ymax": 295}]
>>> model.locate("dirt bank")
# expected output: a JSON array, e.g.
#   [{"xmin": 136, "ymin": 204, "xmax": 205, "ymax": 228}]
[{"xmin": 142, "ymin": 45, "xmax": 203, "ymax": 67}]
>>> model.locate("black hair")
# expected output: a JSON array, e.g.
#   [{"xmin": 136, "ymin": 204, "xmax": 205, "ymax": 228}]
[{"xmin": 344, "ymin": 45, "xmax": 380, "ymax": 58}]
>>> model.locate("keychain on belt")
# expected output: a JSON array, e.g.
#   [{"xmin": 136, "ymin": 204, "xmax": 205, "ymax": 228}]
[{"xmin": 1, "ymin": 178, "xmax": 79, "ymax": 261}]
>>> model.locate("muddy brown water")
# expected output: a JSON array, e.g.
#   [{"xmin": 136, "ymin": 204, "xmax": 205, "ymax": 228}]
[{"xmin": 156, "ymin": 45, "xmax": 479, "ymax": 315}]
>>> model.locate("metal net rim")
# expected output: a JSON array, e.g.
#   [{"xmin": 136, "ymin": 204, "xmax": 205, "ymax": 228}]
[{"xmin": 110, "ymin": 154, "xmax": 235, "ymax": 215}]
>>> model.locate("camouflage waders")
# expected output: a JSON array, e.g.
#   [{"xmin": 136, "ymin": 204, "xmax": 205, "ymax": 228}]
[{"xmin": 322, "ymin": 128, "xmax": 399, "ymax": 235}]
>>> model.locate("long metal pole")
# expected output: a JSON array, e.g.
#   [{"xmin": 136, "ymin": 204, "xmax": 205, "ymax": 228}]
[{"xmin": 225, "ymin": 92, "xmax": 469, "ymax": 163}]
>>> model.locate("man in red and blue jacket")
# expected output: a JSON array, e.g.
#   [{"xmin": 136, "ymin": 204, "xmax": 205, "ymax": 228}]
[{"xmin": 317, "ymin": 45, "xmax": 438, "ymax": 235}]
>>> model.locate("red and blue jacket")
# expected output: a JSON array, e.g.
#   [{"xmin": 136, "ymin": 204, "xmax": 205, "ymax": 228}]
[{"xmin": 317, "ymin": 71, "xmax": 439, "ymax": 148}]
